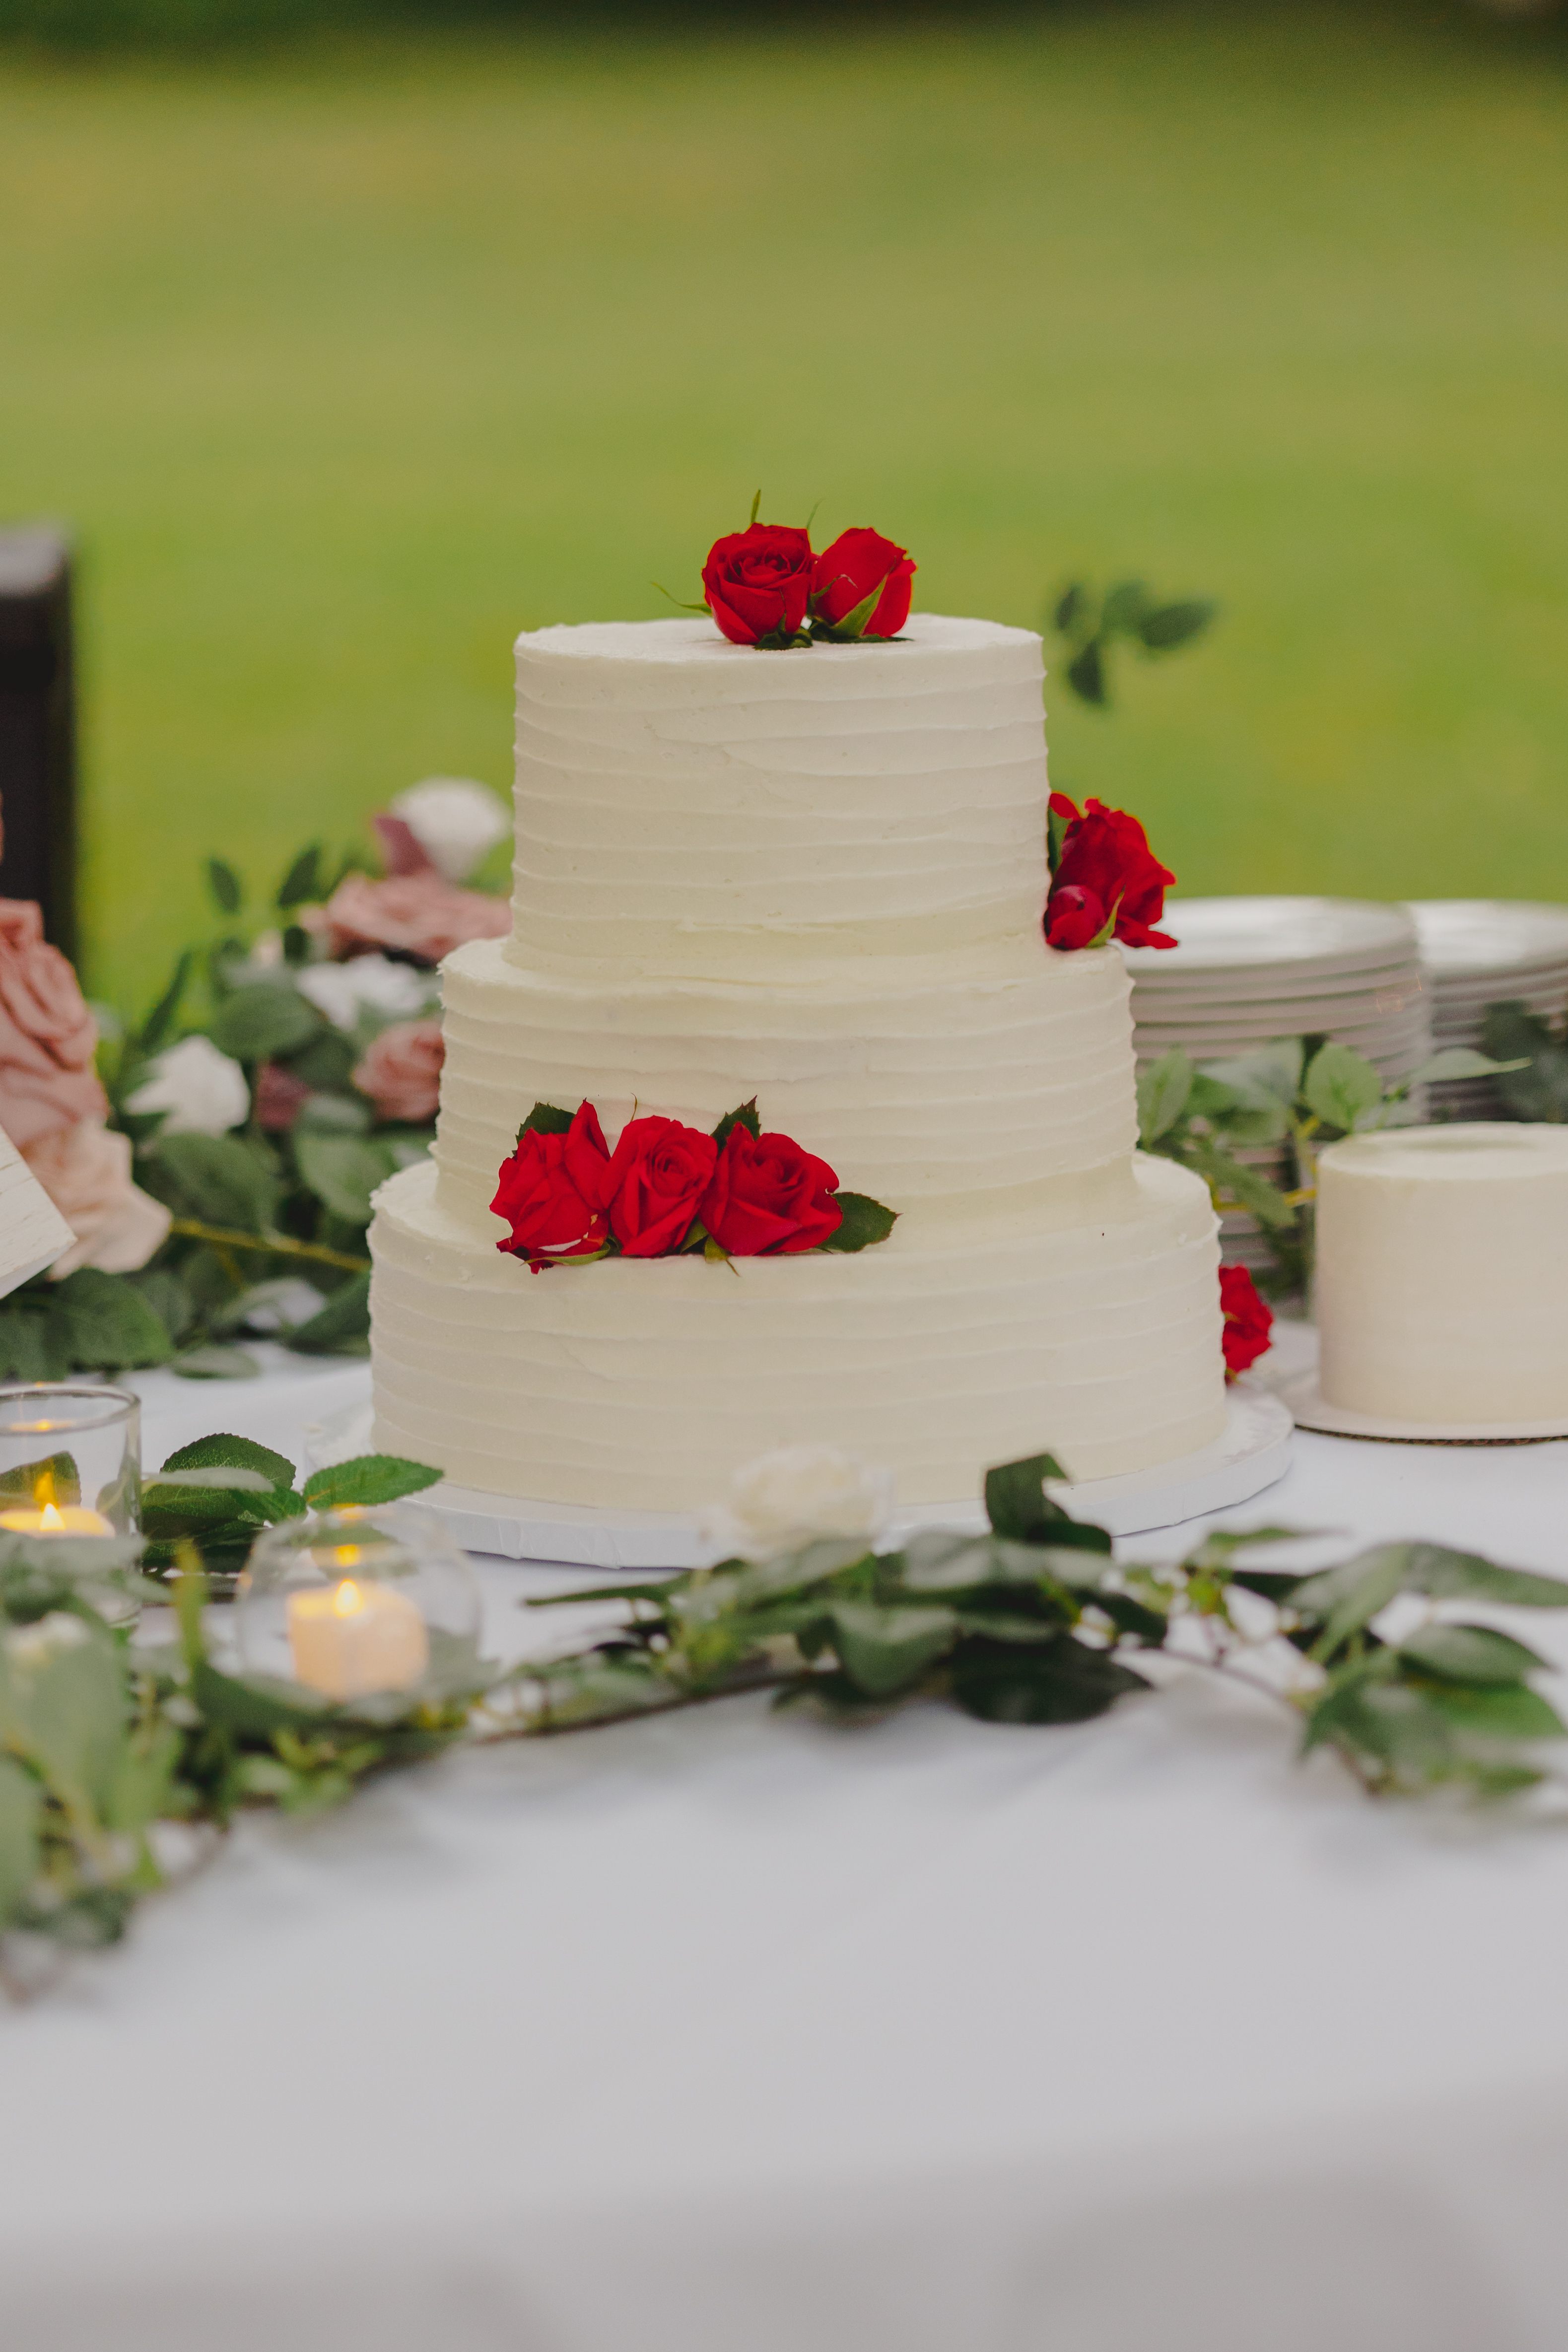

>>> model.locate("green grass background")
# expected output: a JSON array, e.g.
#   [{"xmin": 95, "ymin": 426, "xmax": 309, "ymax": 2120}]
[{"xmin": 2, "ymin": 1, "xmax": 1567, "ymax": 1009}]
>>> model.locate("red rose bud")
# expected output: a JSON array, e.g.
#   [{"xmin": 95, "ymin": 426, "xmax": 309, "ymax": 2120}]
[
  {"xmin": 1220, "ymin": 1263, "xmax": 1274, "ymax": 1380},
  {"xmin": 811, "ymin": 528, "xmax": 916, "ymax": 639},
  {"xmin": 602, "ymin": 1114, "xmax": 718, "ymax": 1256},
  {"xmin": 1043, "ymin": 884, "xmax": 1106, "ymax": 952},
  {"xmin": 1044, "ymin": 795, "xmax": 1176, "ymax": 952},
  {"xmin": 702, "ymin": 523, "xmax": 814, "ymax": 648},
  {"xmin": 492, "ymin": 1101, "xmax": 613, "ymax": 1269},
  {"xmin": 701, "ymin": 1127, "xmax": 843, "ymax": 1256}
]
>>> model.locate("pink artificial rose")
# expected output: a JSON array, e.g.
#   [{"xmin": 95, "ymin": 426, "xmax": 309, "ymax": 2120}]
[
  {"xmin": 254, "ymin": 1060, "xmax": 312, "ymax": 1133},
  {"xmin": 23, "ymin": 1122, "xmax": 171, "ymax": 1278},
  {"xmin": 351, "ymin": 1020, "xmax": 444, "ymax": 1124},
  {"xmin": 308, "ymin": 871, "xmax": 509, "ymax": 967},
  {"xmin": 0, "ymin": 899, "xmax": 108, "ymax": 1150}
]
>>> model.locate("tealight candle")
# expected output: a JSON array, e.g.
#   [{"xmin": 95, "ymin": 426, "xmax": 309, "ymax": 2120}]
[
  {"xmin": 0, "ymin": 1500, "xmax": 115, "ymax": 1536},
  {"xmin": 286, "ymin": 1574, "xmax": 429, "ymax": 1701}
]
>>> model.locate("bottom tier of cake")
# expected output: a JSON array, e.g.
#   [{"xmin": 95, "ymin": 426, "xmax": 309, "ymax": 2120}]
[{"xmin": 367, "ymin": 1152, "xmax": 1226, "ymax": 1511}]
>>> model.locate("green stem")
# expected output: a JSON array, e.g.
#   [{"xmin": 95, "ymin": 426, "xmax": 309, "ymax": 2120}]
[{"xmin": 167, "ymin": 1218, "xmax": 371, "ymax": 1275}]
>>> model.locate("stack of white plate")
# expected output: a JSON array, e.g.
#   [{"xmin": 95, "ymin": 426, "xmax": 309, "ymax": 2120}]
[
  {"xmin": 1404, "ymin": 900, "xmax": 1568, "ymax": 1119},
  {"xmin": 1123, "ymin": 897, "xmax": 1431, "ymax": 1279}
]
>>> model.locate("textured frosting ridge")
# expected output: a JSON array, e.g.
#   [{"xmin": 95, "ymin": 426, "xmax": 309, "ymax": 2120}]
[{"xmin": 508, "ymin": 615, "xmax": 1049, "ymax": 982}]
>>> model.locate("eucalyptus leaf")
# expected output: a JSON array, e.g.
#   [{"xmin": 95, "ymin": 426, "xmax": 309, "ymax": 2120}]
[
  {"xmin": 1399, "ymin": 1623, "xmax": 1550, "ymax": 1685},
  {"xmin": 1404, "ymin": 1046, "xmax": 1530, "ymax": 1087},
  {"xmin": 1397, "ymin": 1546, "xmax": 1568, "ymax": 1609},
  {"xmin": 827, "ymin": 1601, "xmax": 957, "ymax": 1697},
  {"xmin": 1136, "ymin": 1049, "xmax": 1194, "ymax": 1146},
  {"xmin": 301, "ymin": 1453, "xmax": 441, "ymax": 1510},
  {"xmin": 286, "ymin": 1272, "xmax": 372, "ymax": 1356},
  {"xmin": 1138, "ymin": 597, "xmax": 1217, "ymax": 651},
  {"xmin": 163, "ymin": 1432, "xmax": 298, "ymax": 1488},
  {"xmin": 206, "ymin": 857, "xmax": 243, "ymax": 915},
  {"xmin": 148, "ymin": 1130, "xmax": 280, "ymax": 1233},
  {"xmin": 1423, "ymin": 1681, "xmax": 1567, "ymax": 1743},
  {"xmin": 294, "ymin": 1133, "xmax": 400, "ymax": 1226},
  {"xmin": 1301, "ymin": 1040, "xmax": 1385, "ymax": 1134},
  {"xmin": 209, "ymin": 982, "xmax": 321, "ymax": 1064}
]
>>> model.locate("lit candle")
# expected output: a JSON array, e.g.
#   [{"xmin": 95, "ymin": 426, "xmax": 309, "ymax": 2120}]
[
  {"xmin": 0, "ymin": 1500, "xmax": 115, "ymax": 1536},
  {"xmin": 286, "ymin": 1569, "xmax": 429, "ymax": 1701}
]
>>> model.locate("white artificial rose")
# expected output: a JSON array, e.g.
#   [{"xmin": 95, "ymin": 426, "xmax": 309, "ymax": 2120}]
[
  {"xmin": 295, "ymin": 953, "xmax": 434, "ymax": 1033},
  {"xmin": 124, "ymin": 1034, "xmax": 249, "ymax": 1135},
  {"xmin": 698, "ymin": 1445, "xmax": 894, "ymax": 1564},
  {"xmin": 390, "ymin": 777, "xmax": 510, "ymax": 883}
]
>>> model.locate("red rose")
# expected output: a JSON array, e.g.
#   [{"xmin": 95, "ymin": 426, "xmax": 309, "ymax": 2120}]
[
  {"xmin": 702, "ymin": 523, "xmax": 813, "ymax": 648},
  {"xmin": 602, "ymin": 1114, "xmax": 717, "ymax": 1257},
  {"xmin": 1220, "ymin": 1263, "xmax": 1274, "ymax": 1380},
  {"xmin": 1043, "ymin": 885, "xmax": 1106, "ymax": 952},
  {"xmin": 492, "ymin": 1100, "xmax": 613, "ymax": 1269},
  {"xmin": 811, "ymin": 528, "xmax": 916, "ymax": 639},
  {"xmin": 701, "ymin": 1126, "xmax": 843, "ymax": 1256},
  {"xmin": 1045, "ymin": 794, "xmax": 1176, "ymax": 952}
]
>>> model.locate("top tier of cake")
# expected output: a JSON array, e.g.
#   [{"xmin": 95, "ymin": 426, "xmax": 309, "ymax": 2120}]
[{"xmin": 507, "ymin": 614, "xmax": 1049, "ymax": 985}]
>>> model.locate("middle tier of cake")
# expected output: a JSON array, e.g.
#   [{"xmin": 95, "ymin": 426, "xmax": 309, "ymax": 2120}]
[{"xmin": 432, "ymin": 934, "xmax": 1140, "ymax": 1235}]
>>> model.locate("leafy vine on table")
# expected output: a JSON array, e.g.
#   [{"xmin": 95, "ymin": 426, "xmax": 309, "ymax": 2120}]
[{"xmin": 2, "ymin": 1440, "xmax": 1565, "ymax": 1995}]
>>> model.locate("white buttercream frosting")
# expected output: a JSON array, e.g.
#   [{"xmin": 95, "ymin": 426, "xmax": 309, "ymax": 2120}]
[
  {"xmin": 369, "ymin": 612, "xmax": 1227, "ymax": 1508},
  {"xmin": 1317, "ymin": 1123, "xmax": 1568, "ymax": 1423}
]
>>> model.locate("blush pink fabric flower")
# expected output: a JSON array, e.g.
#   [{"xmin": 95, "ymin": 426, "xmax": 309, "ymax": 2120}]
[
  {"xmin": 308, "ymin": 870, "xmax": 509, "ymax": 967},
  {"xmin": 351, "ymin": 1020, "xmax": 444, "ymax": 1125},
  {"xmin": 0, "ymin": 899, "xmax": 107, "ymax": 1151},
  {"xmin": 23, "ymin": 1122, "xmax": 170, "ymax": 1277}
]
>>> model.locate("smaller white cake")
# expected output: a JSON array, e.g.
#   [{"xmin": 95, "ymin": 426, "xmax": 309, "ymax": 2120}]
[{"xmin": 1316, "ymin": 1123, "xmax": 1568, "ymax": 1424}]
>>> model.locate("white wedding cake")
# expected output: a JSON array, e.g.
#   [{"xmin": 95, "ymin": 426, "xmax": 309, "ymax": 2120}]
[{"xmin": 367, "ymin": 614, "xmax": 1226, "ymax": 1509}]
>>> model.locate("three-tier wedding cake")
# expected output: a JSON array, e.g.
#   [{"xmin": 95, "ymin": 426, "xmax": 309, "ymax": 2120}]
[{"xmin": 367, "ymin": 612, "xmax": 1226, "ymax": 1510}]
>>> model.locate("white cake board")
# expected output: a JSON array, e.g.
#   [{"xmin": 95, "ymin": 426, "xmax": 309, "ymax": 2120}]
[
  {"xmin": 304, "ymin": 1385, "xmax": 1294, "ymax": 1570},
  {"xmin": 1257, "ymin": 1320, "xmax": 1568, "ymax": 1446}
]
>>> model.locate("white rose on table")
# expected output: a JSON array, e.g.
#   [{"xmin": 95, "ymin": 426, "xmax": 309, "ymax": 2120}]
[
  {"xmin": 698, "ymin": 1445, "xmax": 894, "ymax": 1564},
  {"xmin": 124, "ymin": 1034, "xmax": 249, "ymax": 1135},
  {"xmin": 295, "ymin": 952, "xmax": 435, "ymax": 1033},
  {"xmin": 389, "ymin": 777, "xmax": 510, "ymax": 884}
]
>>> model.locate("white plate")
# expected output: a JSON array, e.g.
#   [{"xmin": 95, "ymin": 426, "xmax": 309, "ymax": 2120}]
[
  {"xmin": 1130, "ymin": 971, "xmax": 1428, "ymax": 1014},
  {"xmin": 1122, "ymin": 897, "xmax": 1418, "ymax": 978},
  {"xmin": 1406, "ymin": 899, "xmax": 1568, "ymax": 975},
  {"xmin": 304, "ymin": 1391, "xmax": 1294, "ymax": 1563}
]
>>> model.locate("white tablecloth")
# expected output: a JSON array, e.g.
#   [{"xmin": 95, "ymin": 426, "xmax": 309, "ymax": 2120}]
[{"xmin": 6, "ymin": 1353, "xmax": 1568, "ymax": 2352}]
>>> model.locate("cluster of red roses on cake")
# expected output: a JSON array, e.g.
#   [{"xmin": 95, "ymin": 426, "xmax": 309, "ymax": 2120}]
[
  {"xmin": 1043, "ymin": 791, "xmax": 1178, "ymax": 953},
  {"xmin": 699, "ymin": 514, "xmax": 916, "ymax": 651},
  {"xmin": 491, "ymin": 1098, "xmax": 896, "ymax": 1273}
]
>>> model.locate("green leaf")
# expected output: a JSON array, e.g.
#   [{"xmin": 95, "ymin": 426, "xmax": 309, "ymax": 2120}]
[
  {"xmin": 1052, "ymin": 581, "xmax": 1088, "ymax": 636},
  {"xmin": 173, "ymin": 1345, "xmax": 261, "ymax": 1380},
  {"xmin": 190, "ymin": 1657, "xmax": 332, "ymax": 1740},
  {"xmin": 294, "ymin": 1090, "xmax": 370, "ymax": 1136},
  {"xmin": 0, "ymin": 1755, "xmax": 41, "ymax": 1927},
  {"xmin": 1065, "ymin": 637, "xmax": 1106, "ymax": 706},
  {"xmin": 1136, "ymin": 1049, "xmax": 1194, "ymax": 1145},
  {"xmin": 1422, "ymin": 1681, "xmax": 1567, "ymax": 1742},
  {"xmin": 0, "ymin": 1449, "xmax": 80, "ymax": 1509},
  {"xmin": 0, "ymin": 1307, "xmax": 52, "ymax": 1382},
  {"xmin": 950, "ymin": 1632, "xmax": 1148, "ymax": 1724},
  {"xmin": 127, "ymin": 1265, "xmax": 196, "ymax": 1344},
  {"xmin": 819, "ymin": 1191, "xmax": 898, "ymax": 1252},
  {"xmin": 711, "ymin": 1098, "xmax": 761, "ymax": 1149},
  {"xmin": 827, "ymin": 1601, "xmax": 957, "ymax": 1698},
  {"xmin": 286, "ymin": 1270, "xmax": 371, "ymax": 1356},
  {"xmin": 1099, "ymin": 578, "xmax": 1152, "ymax": 635},
  {"xmin": 819, "ymin": 582, "xmax": 884, "ymax": 642},
  {"xmin": 275, "ymin": 843, "xmax": 324, "ymax": 908},
  {"xmin": 1310, "ymin": 1679, "xmax": 1455, "ymax": 1776},
  {"xmin": 1404, "ymin": 1046, "xmax": 1530, "ymax": 1088},
  {"xmin": 1045, "ymin": 794, "xmax": 1072, "ymax": 877},
  {"xmin": 1301, "ymin": 1040, "xmax": 1385, "ymax": 1134},
  {"xmin": 136, "ymin": 950, "xmax": 195, "ymax": 1056},
  {"xmin": 983, "ymin": 1452, "xmax": 1072, "ymax": 1543},
  {"xmin": 1294, "ymin": 1543, "xmax": 1409, "ymax": 1660},
  {"xmin": 209, "ymin": 981, "xmax": 321, "ymax": 1064},
  {"xmin": 1137, "ymin": 598, "xmax": 1217, "ymax": 651},
  {"xmin": 1398, "ymin": 1623, "xmax": 1550, "ymax": 1685},
  {"xmin": 286, "ymin": 1030, "xmax": 358, "ymax": 1094},
  {"xmin": 1182, "ymin": 1138, "xmax": 1298, "ymax": 1229},
  {"xmin": 50, "ymin": 1268, "xmax": 176, "ymax": 1370},
  {"xmin": 294, "ymin": 1133, "xmax": 399, "ymax": 1226},
  {"xmin": 1198, "ymin": 1041, "xmax": 1304, "ymax": 1113},
  {"xmin": 1396, "ymin": 1545, "xmax": 1568, "ymax": 1609},
  {"xmin": 164, "ymin": 1432, "xmax": 297, "ymax": 1487},
  {"xmin": 302, "ymin": 1453, "xmax": 442, "ymax": 1510},
  {"xmin": 206, "ymin": 856, "xmax": 243, "ymax": 915},
  {"xmin": 0, "ymin": 1621, "xmax": 127, "ymax": 1822},
  {"xmin": 148, "ymin": 1130, "xmax": 280, "ymax": 1232},
  {"xmin": 519, "ymin": 1102, "xmax": 574, "ymax": 1137}
]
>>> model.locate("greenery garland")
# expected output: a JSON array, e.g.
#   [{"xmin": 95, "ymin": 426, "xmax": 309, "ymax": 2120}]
[{"xmin": 2, "ymin": 1441, "xmax": 1565, "ymax": 1997}]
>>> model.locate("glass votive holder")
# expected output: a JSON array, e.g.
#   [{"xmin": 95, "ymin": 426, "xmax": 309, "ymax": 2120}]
[
  {"xmin": 234, "ymin": 1504, "xmax": 482, "ymax": 1706},
  {"xmin": 0, "ymin": 1384, "xmax": 143, "ymax": 1623}
]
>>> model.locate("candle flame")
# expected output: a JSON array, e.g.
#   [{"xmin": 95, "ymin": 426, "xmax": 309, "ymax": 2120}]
[
  {"xmin": 333, "ymin": 1579, "xmax": 363, "ymax": 1617},
  {"xmin": 39, "ymin": 1503, "xmax": 64, "ymax": 1532},
  {"xmin": 333, "ymin": 1543, "xmax": 362, "ymax": 1568},
  {"xmin": 33, "ymin": 1466, "xmax": 57, "ymax": 1510}
]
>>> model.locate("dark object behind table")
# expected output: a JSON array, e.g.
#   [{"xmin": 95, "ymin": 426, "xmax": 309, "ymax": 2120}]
[{"xmin": 0, "ymin": 526, "xmax": 77, "ymax": 961}]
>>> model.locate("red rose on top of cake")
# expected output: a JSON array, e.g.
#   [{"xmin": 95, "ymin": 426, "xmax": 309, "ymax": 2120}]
[
  {"xmin": 1044, "ymin": 793, "xmax": 1177, "ymax": 952},
  {"xmin": 809, "ymin": 528, "xmax": 916, "ymax": 641},
  {"xmin": 701, "ymin": 1125, "xmax": 843, "ymax": 1255},
  {"xmin": 491, "ymin": 1100, "xmax": 615, "ymax": 1269},
  {"xmin": 702, "ymin": 523, "xmax": 815, "ymax": 649},
  {"xmin": 601, "ymin": 1115, "xmax": 718, "ymax": 1257},
  {"xmin": 1220, "ymin": 1263, "xmax": 1274, "ymax": 1380}
]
